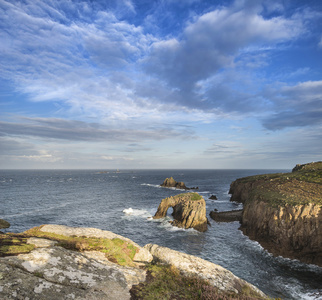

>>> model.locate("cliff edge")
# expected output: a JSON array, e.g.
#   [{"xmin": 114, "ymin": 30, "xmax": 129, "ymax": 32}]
[{"xmin": 229, "ymin": 161, "xmax": 322, "ymax": 266}]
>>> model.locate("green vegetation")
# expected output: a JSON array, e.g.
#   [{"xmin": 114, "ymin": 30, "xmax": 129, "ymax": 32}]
[
  {"xmin": 22, "ymin": 226, "xmax": 138, "ymax": 266},
  {"xmin": 0, "ymin": 233, "xmax": 35, "ymax": 257},
  {"xmin": 235, "ymin": 162, "xmax": 322, "ymax": 207},
  {"xmin": 176, "ymin": 192, "xmax": 202, "ymax": 201},
  {"xmin": 131, "ymin": 263, "xmax": 271, "ymax": 300}
]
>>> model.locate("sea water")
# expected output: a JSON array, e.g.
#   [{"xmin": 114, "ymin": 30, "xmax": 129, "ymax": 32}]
[{"xmin": 1, "ymin": 169, "xmax": 321, "ymax": 299}]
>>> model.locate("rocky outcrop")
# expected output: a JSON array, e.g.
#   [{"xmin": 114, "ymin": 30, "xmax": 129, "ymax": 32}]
[
  {"xmin": 229, "ymin": 162, "xmax": 322, "ymax": 266},
  {"xmin": 160, "ymin": 177, "xmax": 198, "ymax": 190},
  {"xmin": 210, "ymin": 209, "xmax": 243, "ymax": 222},
  {"xmin": 0, "ymin": 225, "xmax": 152, "ymax": 300},
  {"xmin": 209, "ymin": 195, "xmax": 217, "ymax": 200},
  {"xmin": 0, "ymin": 219, "xmax": 10, "ymax": 230},
  {"xmin": 0, "ymin": 224, "xmax": 266, "ymax": 299},
  {"xmin": 144, "ymin": 244, "xmax": 266, "ymax": 298},
  {"xmin": 153, "ymin": 193, "xmax": 208, "ymax": 232}
]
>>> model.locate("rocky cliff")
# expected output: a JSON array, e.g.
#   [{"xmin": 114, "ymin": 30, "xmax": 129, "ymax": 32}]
[
  {"xmin": 153, "ymin": 193, "xmax": 208, "ymax": 232},
  {"xmin": 0, "ymin": 224, "xmax": 266, "ymax": 299},
  {"xmin": 229, "ymin": 161, "xmax": 322, "ymax": 266}
]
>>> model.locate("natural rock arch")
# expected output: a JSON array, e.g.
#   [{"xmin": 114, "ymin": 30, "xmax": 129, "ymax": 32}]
[{"xmin": 153, "ymin": 193, "xmax": 208, "ymax": 232}]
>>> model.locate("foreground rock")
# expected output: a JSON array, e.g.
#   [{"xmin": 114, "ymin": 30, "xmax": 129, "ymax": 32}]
[
  {"xmin": 160, "ymin": 177, "xmax": 198, "ymax": 190},
  {"xmin": 153, "ymin": 193, "xmax": 208, "ymax": 232},
  {"xmin": 0, "ymin": 225, "xmax": 152, "ymax": 300},
  {"xmin": 144, "ymin": 244, "xmax": 266, "ymax": 298},
  {"xmin": 210, "ymin": 209, "xmax": 243, "ymax": 222},
  {"xmin": 229, "ymin": 161, "xmax": 322, "ymax": 266},
  {"xmin": 0, "ymin": 224, "xmax": 266, "ymax": 299}
]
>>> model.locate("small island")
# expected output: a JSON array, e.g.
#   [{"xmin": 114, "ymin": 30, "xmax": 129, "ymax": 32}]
[
  {"xmin": 153, "ymin": 192, "xmax": 208, "ymax": 232},
  {"xmin": 160, "ymin": 177, "xmax": 198, "ymax": 190},
  {"xmin": 227, "ymin": 161, "xmax": 322, "ymax": 266}
]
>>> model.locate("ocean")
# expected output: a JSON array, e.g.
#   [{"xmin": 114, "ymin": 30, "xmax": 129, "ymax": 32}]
[{"xmin": 1, "ymin": 169, "xmax": 321, "ymax": 299}]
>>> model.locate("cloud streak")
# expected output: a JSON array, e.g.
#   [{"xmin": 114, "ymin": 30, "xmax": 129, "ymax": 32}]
[{"xmin": 0, "ymin": 0, "xmax": 321, "ymax": 169}]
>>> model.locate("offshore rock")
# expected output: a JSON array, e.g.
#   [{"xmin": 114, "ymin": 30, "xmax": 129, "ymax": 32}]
[
  {"xmin": 0, "ymin": 219, "xmax": 10, "ymax": 230},
  {"xmin": 144, "ymin": 244, "xmax": 266, "ymax": 298},
  {"xmin": 210, "ymin": 209, "xmax": 243, "ymax": 222},
  {"xmin": 229, "ymin": 161, "xmax": 322, "ymax": 266},
  {"xmin": 160, "ymin": 177, "xmax": 198, "ymax": 190},
  {"xmin": 153, "ymin": 193, "xmax": 208, "ymax": 232}
]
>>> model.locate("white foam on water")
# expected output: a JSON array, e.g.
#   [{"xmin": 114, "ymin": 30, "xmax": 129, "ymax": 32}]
[
  {"xmin": 141, "ymin": 183, "xmax": 161, "ymax": 188},
  {"xmin": 122, "ymin": 208, "xmax": 151, "ymax": 218}
]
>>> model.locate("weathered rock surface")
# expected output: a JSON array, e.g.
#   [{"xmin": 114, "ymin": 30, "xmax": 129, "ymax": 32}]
[
  {"xmin": 160, "ymin": 177, "xmax": 198, "ymax": 190},
  {"xmin": 39, "ymin": 225, "xmax": 153, "ymax": 264},
  {"xmin": 153, "ymin": 193, "xmax": 208, "ymax": 232},
  {"xmin": 209, "ymin": 195, "xmax": 218, "ymax": 200},
  {"xmin": 0, "ymin": 219, "xmax": 10, "ymax": 230},
  {"xmin": 229, "ymin": 162, "xmax": 322, "ymax": 266},
  {"xmin": 210, "ymin": 209, "xmax": 243, "ymax": 222},
  {"xmin": 0, "ymin": 224, "xmax": 266, "ymax": 299},
  {"xmin": 0, "ymin": 225, "xmax": 151, "ymax": 300},
  {"xmin": 144, "ymin": 243, "xmax": 266, "ymax": 297}
]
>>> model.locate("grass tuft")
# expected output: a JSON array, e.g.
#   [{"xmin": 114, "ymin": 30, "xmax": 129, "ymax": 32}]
[
  {"xmin": 130, "ymin": 263, "xmax": 272, "ymax": 300},
  {"xmin": 23, "ymin": 226, "xmax": 138, "ymax": 266}
]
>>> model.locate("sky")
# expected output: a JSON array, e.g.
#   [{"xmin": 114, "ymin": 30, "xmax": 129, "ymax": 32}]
[{"xmin": 0, "ymin": 0, "xmax": 322, "ymax": 170}]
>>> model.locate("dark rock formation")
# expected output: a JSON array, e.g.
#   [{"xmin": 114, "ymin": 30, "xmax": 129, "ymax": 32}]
[
  {"xmin": 160, "ymin": 177, "xmax": 198, "ymax": 190},
  {"xmin": 209, "ymin": 195, "xmax": 217, "ymax": 200},
  {"xmin": 229, "ymin": 162, "xmax": 322, "ymax": 266},
  {"xmin": 0, "ymin": 219, "xmax": 10, "ymax": 230},
  {"xmin": 153, "ymin": 193, "xmax": 208, "ymax": 232},
  {"xmin": 210, "ymin": 209, "xmax": 243, "ymax": 222}
]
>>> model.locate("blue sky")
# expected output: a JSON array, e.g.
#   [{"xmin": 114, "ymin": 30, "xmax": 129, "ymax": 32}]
[{"xmin": 0, "ymin": 0, "xmax": 322, "ymax": 169}]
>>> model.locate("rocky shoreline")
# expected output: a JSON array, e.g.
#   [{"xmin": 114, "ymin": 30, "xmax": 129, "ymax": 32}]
[
  {"xmin": 0, "ymin": 223, "xmax": 266, "ymax": 299},
  {"xmin": 227, "ymin": 161, "xmax": 322, "ymax": 267}
]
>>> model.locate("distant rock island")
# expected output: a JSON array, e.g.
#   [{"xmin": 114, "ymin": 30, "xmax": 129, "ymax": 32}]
[
  {"xmin": 153, "ymin": 193, "xmax": 208, "ymax": 232},
  {"xmin": 160, "ymin": 177, "xmax": 198, "ymax": 190},
  {"xmin": 0, "ymin": 223, "xmax": 265, "ymax": 299},
  {"xmin": 227, "ymin": 161, "xmax": 322, "ymax": 267}
]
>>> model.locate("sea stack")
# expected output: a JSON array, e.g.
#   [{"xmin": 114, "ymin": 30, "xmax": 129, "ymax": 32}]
[
  {"xmin": 160, "ymin": 177, "xmax": 198, "ymax": 190},
  {"xmin": 153, "ymin": 193, "xmax": 208, "ymax": 232}
]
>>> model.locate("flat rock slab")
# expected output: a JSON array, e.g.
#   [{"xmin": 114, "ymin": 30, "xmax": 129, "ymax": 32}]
[{"xmin": 209, "ymin": 209, "xmax": 243, "ymax": 222}]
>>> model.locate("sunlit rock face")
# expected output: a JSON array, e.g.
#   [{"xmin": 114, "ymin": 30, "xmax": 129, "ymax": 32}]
[
  {"xmin": 229, "ymin": 161, "xmax": 322, "ymax": 266},
  {"xmin": 153, "ymin": 193, "xmax": 208, "ymax": 232}
]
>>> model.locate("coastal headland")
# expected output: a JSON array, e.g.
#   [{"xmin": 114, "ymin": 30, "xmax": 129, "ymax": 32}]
[
  {"xmin": 228, "ymin": 161, "xmax": 322, "ymax": 266},
  {"xmin": 0, "ymin": 223, "xmax": 266, "ymax": 299}
]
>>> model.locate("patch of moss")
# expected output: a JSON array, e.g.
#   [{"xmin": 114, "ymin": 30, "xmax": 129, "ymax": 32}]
[
  {"xmin": 130, "ymin": 263, "xmax": 271, "ymax": 300},
  {"xmin": 23, "ymin": 226, "xmax": 138, "ymax": 266},
  {"xmin": 176, "ymin": 192, "xmax": 202, "ymax": 201},
  {"xmin": 234, "ymin": 163, "xmax": 322, "ymax": 207},
  {"xmin": 0, "ymin": 233, "xmax": 35, "ymax": 257}
]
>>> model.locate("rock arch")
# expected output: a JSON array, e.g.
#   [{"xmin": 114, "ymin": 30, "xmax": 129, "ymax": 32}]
[{"xmin": 153, "ymin": 193, "xmax": 208, "ymax": 232}]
